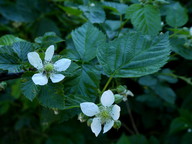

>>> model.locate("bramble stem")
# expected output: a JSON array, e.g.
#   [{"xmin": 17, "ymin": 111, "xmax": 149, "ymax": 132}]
[
  {"xmin": 101, "ymin": 76, "xmax": 113, "ymax": 93},
  {"xmin": 125, "ymin": 100, "xmax": 139, "ymax": 134}
]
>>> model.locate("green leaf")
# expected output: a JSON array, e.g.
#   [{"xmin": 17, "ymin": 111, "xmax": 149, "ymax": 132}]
[
  {"xmin": 32, "ymin": 18, "xmax": 60, "ymax": 37},
  {"xmin": 128, "ymin": 135, "xmax": 149, "ymax": 144},
  {"xmin": 0, "ymin": 35, "xmax": 24, "ymax": 46},
  {"xmin": 38, "ymin": 83, "xmax": 65, "ymax": 109},
  {"xmin": 97, "ymin": 31, "xmax": 170, "ymax": 78},
  {"xmin": 0, "ymin": 51, "xmax": 21, "ymax": 72},
  {"xmin": 21, "ymin": 78, "xmax": 40, "ymax": 101},
  {"xmin": 125, "ymin": 4, "xmax": 142, "ymax": 19},
  {"xmin": 0, "ymin": 42, "xmax": 33, "ymax": 72},
  {"xmin": 35, "ymin": 32, "xmax": 63, "ymax": 48},
  {"xmin": 169, "ymin": 117, "xmax": 190, "ymax": 134},
  {"xmin": 165, "ymin": 3, "xmax": 188, "ymax": 28},
  {"xmin": 102, "ymin": 1, "xmax": 128, "ymax": 15},
  {"xmin": 72, "ymin": 23, "xmax": 106, "ymax": 62},
  {"xmin": 79, "ymin": 6, "xmax": 105, "ymax": 23},
  {"xmin": 64, "ymin": 64, "xmax": 101, "ymax": 105},
  {"xmin": 130, "ymin": 5, "xmax": 161, "ymax": 35},
  {"xmin": 12, "ymin": 42, "xmax": 33, "ymax": 61},
  {"xmin": 116, "ymin": 134, "xmax": 130, "ymax": 144},
  {"xmin": 170, "ymin": 37, "xmax": 192, "ymax": 60},
  {"xmin": 152, "ymin": 84, "xmax": 176, "ymax": 104}
]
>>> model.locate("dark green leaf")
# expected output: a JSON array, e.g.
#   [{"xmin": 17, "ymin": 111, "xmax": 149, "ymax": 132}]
[
  {"xmin": 64, "ymin": 64, "xmax": 101, "ymax": 105},
  {"xmin": 72, "ymin": 23, "xmax": 106, "ymax": 62},
  {"xmin": 38, "ymin": 83, "xmax": 65, "ymax": 109},
  {"xmin": 166, "ymin": 3, "xmax": 188, "ymax": 28},
  {"xmin": 0, "ymin": 35, "xmax": 24, "ymax": 46},
  {"xmin": 79, "ymin": 6, "xmax": 105, "ymax": 23},
  {"xmin": 130, "ymin": 4, "xmax": 161, "ymax": 35},
  {"xmin": 97, "ymin": 31, "xmax": 170, "ymax": 77}
]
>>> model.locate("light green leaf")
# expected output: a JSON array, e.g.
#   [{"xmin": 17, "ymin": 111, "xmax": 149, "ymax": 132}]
[
  {"xmin": 166, "ymin": 3, "xmax": 188, "ymax": 28},
  {"xmin": 97, "ymin": 31, "xmax": 170, "ymax": 78},
  {"xmin": 79, "ymin": 6, "xmax": 105, "ymax": 23},
  {"xmin": 0, "ymin": 35, "xmax": 24, "ymax": 46},
  {"xmin": 72, "ymin": 23, "xmax": 106, "ymax": 62},
  {"xmin": 130, "ymin": 5, "xmax": 161, "ymax": 35},
  {"xmin": 38, "ymin": 83, "xmax": 65, "ymax": 109}
]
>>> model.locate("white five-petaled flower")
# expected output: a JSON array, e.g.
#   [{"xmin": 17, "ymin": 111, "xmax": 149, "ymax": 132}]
[
  {"xmin": 27, "ymin": 45, "xmax": 71, "ymax": 85},
  {"xmin": 80, "ymin": 90, "xmax": 121, "ymax": 137}
]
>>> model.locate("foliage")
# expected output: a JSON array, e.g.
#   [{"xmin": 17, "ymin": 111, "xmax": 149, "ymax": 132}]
[{"xmin": 0, "ymin": 0, "xmax": 192, "ymax": 143}]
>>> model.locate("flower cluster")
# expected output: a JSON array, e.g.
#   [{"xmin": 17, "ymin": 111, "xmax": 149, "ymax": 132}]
[
  {"xmin": 80, "ymin": 90, "xmax": 121, "ymax": 137},
  {"xmin": 27, "ymin": 45, "xmax": 71, "ymax": 85}
]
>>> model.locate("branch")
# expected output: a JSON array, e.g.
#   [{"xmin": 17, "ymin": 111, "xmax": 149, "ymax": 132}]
[{"xmin": 0, "ymin": 72, "xmax": 24, "ymax": 82}]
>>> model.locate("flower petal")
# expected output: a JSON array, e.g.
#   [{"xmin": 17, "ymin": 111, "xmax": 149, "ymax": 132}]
[
  {"xmin": 50, "ymin": 73, "xmax": 65, "ymax": 83},
  {"xmin": 32, "ymin": 73, "xmax": 48, "ymax": 85},
  {"xmin": 111, "ymin": 104, "xmax": 121, "ymax": 120},
  {"xmin": 101, "ymin": 90, "xmax": 115, "ymax": 107},
  {"xmin": 45, "ymin": 45, "xmax": 54, "ymax": 62},
  {"xmin": 91, "ymin": 117, "xmax": 102, "ymax": 137},
  {"xmin": 27, "ymin": 52, "xmax": 43, "ymax": 70},
  {"xmin": 54, "ymin": 58, "xmax": 71, "ymax": 72},
  {"xmin": 103, "ymin": 120, "xmax": 114, "ymax": 133},
  {"xmin": 80, "ymin": 102, "xmax": 99, "ymax": 117}
]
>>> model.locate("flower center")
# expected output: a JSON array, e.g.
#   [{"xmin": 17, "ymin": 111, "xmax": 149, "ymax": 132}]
[
  {"xmin": 44, "ymin": 63, "xmax": 54, "ymax": 72},
  {"xmin": 98, "ymin": 106, "xmax": 112, "ymax": 123}
]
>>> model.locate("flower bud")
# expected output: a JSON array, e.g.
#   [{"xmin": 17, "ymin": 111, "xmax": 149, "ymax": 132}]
[
  {"xmin": 0, "ymin": 82, "xmax": 7, "ymax": 91},
  {"xmin": 116, "ymin": 85, "xmax": 127, "ymax": 94},
  {"xmin": 78, "ymin": 113, "xmax": 88, "ymax": 123},
  {"xmin": 87, "ymin": 118, "xmax": 93, "ymax": 127},
  {"xmin": 114, "ymin": 94, "xmax": 123, "ymax": 103},
  {"xmin": 113, "ymin": 120, "xmax": 121, "ymax": 129}
]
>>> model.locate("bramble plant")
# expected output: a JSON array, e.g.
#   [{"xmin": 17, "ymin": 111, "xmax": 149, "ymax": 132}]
[{"xmin": 0, "ymin": 0, "xmax": 192, "ymax": 143}]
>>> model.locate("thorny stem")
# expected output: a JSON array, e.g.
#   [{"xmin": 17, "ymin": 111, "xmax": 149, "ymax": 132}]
[
  {"xmin": 101, "ymin": 76, "xmax": 113, "ymax": 93},
  {"xmin": 125, "ymin": 100, "xmax": 139, "ymax": 134}
]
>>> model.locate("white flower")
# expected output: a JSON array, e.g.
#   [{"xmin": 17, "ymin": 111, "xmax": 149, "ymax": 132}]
[
  {"xmin": 80, "ymin": 90, "xmax": 121, "ymax": 137},
  {"xmin": 27, "ymin": 45, "xmax": 71, "ymax": 85}
]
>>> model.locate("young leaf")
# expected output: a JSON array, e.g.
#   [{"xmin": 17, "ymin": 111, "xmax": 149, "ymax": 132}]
[
  {"xmin": 165, "ymin": 2, "xmax": 188, "ymax": 28},
  {"xmin": 72, "ymin": 23, "xmax": 106, "ymax": 62},
  {"xmin": 129, "ymin": 4, "xmax": 161, "ymax": 35},
  {"xmin": 97, "ymin": 31, "xmax": 170, "ymax": 78}
]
